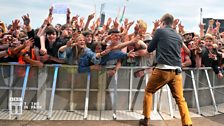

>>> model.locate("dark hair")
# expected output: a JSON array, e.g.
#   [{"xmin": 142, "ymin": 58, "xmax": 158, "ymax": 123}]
[
  {"xmin": 45, "ymin": 27, "xmax": 57, "ymax": 35},
  {"xmin": 92, "ymin": 41, "xmax": 102, "ymax": 52},
  {"xmin": 56, "ymin": 24, "xmax": 62, "ymax": 27},
  {"xmin": 161, "ymin": 13, "xmax": 174, "ymax": 26},
  {"xmin": 61, "ymin": 24, "xmax": 72, "ymax": 30},
  {"xmin": 82, "ymin": 30, "xmax": 93, "ymax": 36},
  {"xmin": 108, "ymin": 29, "xmax": 120, "ymax": 35}
]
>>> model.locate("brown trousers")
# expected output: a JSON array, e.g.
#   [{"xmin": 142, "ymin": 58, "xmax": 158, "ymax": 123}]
[{"xmin": 143, "ymin": 68, "xmax": 192, "ymax": 125}]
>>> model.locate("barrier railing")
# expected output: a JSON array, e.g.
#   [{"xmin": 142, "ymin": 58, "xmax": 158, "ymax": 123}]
[{"xmin": 0, "ymin": 63, "xmax": 223, "ymax": 120}]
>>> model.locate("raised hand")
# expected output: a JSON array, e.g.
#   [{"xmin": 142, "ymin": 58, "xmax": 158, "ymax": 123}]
[
  {"xmin": 44, "ymin": 16, "xmax": 53, "ymax": 26},
  {"xmin": 134, "ymin": 22, "xmax": 139, "ymax": 32},
  {"xmin": 24, "ymin": 38, "xmax": 34, "ymax": 47},
  {"xmin": 178, "ymin": 22, "xmax": 184, "ymax": 31},
  {"xmin": 66, "ymin": 38, "xmax": 73, "ymax": 47},
  {"xmin": 127, "ymin": 20, "xmax": 134, "ymax": 27},
  {"xmin": 120, "ymin": 24, "xmax": 125, "ymax": 33},
  {"xmin": 209, "ymin": 19, "xmax": 214, "ymax": 26},
  {"xmin": 215, "ymin": 20, "xmax": 221, "ymax": 27},
  {"xmin": 66, "ymin": 8, "xmax": 71, "ymax": 24},
  {"xmin": 124, "ymin": 18, "xmax": 129, "ymax": 28},
  {"xmin": 131, "ymin": 35, "xmax": 140, "ymax": 43},
  {"xmin": 87, "ymin": 13, "xmax": 95, "ymax": 21},
  {"xmin": 153, "ymin": 19, "xmax": 160, "ymax": 29},
  {"xmin": 173, "ymin": 19, "xmax": 180, "ymax": 27},
  {"xmin": 79, "ymin": 17, "xmax": 85, "ymax": 29},
  {"xmin": 106, "ymin": 17, "xmax": 112, "ymax": 26},
  {"xmin": 113, "ymin": 17, "xmax": 119, "ymax": 29},
  {"xmin": 72, "ymin": 15, "xmax": 79, "ymax": 22},
  {"xmin": 67, "ymin": 8, "xmax": 71, "ymax": 16},
  {"xmin": 90, "ymin": 21, "xmax": 96, "ymax": 31},
  {"xmin": 12, "ymin": 19, "xmax": 20, "ymax": 30},
  {"xmin": 126, "ymin": 20, "xmax": 134, "ymax": 31},
  {"xmin": 199, "ymin": 23, "xmax": 204, "ymax": 29},
  {"xmin": 49, "ymin": 6, "xmax": 53, "ymax": 16},
  {"xmin": 22, "ymin": 14, "xmax": 30, "ymax": 26},
  {"xmin": 96, "ymin": 17, "xmax": 101, "ymax": 27}
]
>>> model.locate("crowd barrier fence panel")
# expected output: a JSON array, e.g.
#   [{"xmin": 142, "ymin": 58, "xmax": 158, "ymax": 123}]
[{"xmin": 0, "ymin": 63, "xmax": 224, "ymax": 119}]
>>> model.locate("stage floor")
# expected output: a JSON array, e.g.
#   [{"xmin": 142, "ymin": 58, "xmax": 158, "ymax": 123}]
[{"xmin": 0, "ymin": 103, "xmax": 224, "ymax": 126}]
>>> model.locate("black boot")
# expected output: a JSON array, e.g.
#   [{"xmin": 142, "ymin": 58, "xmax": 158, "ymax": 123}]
[{"xmin": 139, "ymin": 117, "xmax": 149, "ymax": 126}]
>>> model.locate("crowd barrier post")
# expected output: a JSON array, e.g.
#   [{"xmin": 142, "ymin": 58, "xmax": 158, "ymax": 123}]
[
  {"xmin": 47, "ymin": 65, "xmax": 59, "ymax": 119},
  {"xmin": 204, "ymin": 69, "xmax": 218, "ymax": 113},
  {"xmin": 8, "ymin": 64, "xmax": 14, "ymax": 115},
  {"xmin": 190, "ymin": 70, "xmax": 201, "ymax": 114},
  {"xmin": 128, "ymin": 68, "xmax": 134, "ymax": 111},
  {"xmin": 69, "ymin": 68, "xmax": 75, "ymax": 112},
  {"xmin": 83, "ymin": 72, "xmax": 91, "ymax": 119},
  {"xmin": 112, "ymin": 71, "xmax": 118, "ymax": 120}
]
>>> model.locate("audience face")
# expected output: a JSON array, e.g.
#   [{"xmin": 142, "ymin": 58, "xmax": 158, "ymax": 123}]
[
  {"xmin": 13, "ymin": 29, "xmax": 20, "ymax": 38},
  {"xmin": 205, "ymin": 38, "xmax": 214, "ymax": 50},
  {"xmin": 193, "ymin": 36, "xmax": 200, "ymax": 43},
  {"xmin": 76, "ymin": 36, "xmax": 86, "ymax": 49},
  {"xmin": 46, "ymin": 32, "xmax": 57, "ymax": 43},
  {"xmin": 66, "ymin": 27, "xmax": 73, "ymax": 37},
  {"xmin": 199, "ymin": 40, "xmax": 205, "ymax": 47},
  {"xmin": 85, "ymin": 34, "xmax": 92, "ymax": 44},
  {"xmin": 55, "ymin": 24, "xmax": 62, "ymax": 32},
  {"xmin": 10, "ymin": 38, "xmax": 21, "ymax": 47},
  {"xmin": 61, "ymin": 30, "xmax": 69, "ymax": 38},
  {"xmin": 94, "ymin": 44, "xmax": 102, "ymax": 53},
  {"xmin": 187, "ymin": 41, "xmax": 195, "ymax": 50},
  {"xmin": 110, "ymin": 33, "xmax": 121, "ymax": 44},
  {"xmin": 138, "ymin": 27, "xmax": 146, "ymax": 37},
  {"xmin": 2, "ymin": 34, "xmax": 12, "ymax": 44},
  {"xmin": 183, "ymin": 33, "xmax": 193, "ymax": 42}
]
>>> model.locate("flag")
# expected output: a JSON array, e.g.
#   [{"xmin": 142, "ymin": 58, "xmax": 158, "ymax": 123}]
[{"xmin": 119, "ymin": 6, "xmax": 126, "ymax": 23}]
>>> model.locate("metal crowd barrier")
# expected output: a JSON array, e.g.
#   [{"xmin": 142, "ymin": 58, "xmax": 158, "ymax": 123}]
[{"xmin": 0, "ymin": 63, "xmax": 223, "ymax": 120}]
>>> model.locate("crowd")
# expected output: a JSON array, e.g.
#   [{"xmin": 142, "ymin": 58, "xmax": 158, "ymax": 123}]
[{"xmin": 0, "ymin": 7, "xmax": 223, "ymax": 78}]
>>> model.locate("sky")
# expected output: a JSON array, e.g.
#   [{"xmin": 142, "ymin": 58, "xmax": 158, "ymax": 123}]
[{"xmin": 0, "ymin": 0, "xmax": 224, "ymax": 34}]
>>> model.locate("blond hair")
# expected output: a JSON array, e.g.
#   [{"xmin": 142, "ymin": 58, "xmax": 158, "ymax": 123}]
[
  {"xmin": 138, "ymin": 20, "xmax": 147, "ymax": 31},
  {"xmin": 72, "ymin": 34, "xmax": 85, "ymax": 60},
  {"xmin": 204, "ymin": 33, "xmax": 215, "ymax": 42}
]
